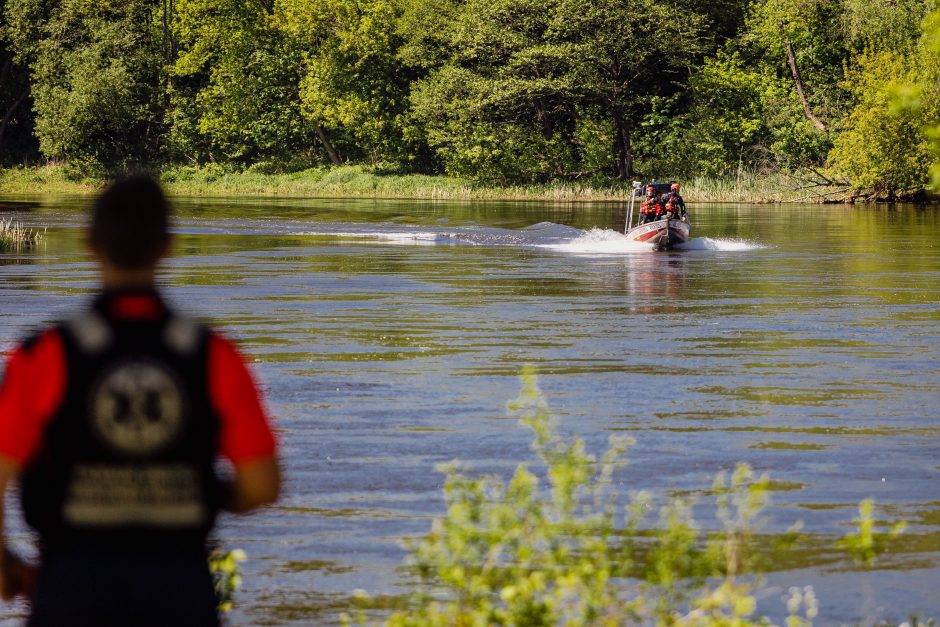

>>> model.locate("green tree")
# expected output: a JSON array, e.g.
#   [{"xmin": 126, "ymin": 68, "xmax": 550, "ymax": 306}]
[
  {"xmin": 170, "ymin": 0, "xmax": 317, "ymax": 167},
  {"xmin": 403, "ymin": 0, "xmax": 582, "ymax": 182},
  {"xmin": 731, "ymin": 0, "xmax": 934, "ymax": 176},
  {"xmin": 6, "ymin": 0, "xmax": 167, "ymax": 171},
  {"xmin": 678, "ymin": 52, "xmax": 770, "ymax": 177},
  {"xmin": 405, "ymin": 0, "xmax": 707, "ymax": 182},
  {"xmin": 828, "ymin": 49, "xmax": 933, "ymax": 198},
  {"xmin": 922, "ymin": 5, "xmax": 940, "ymax": 190},
  {"xmin": 718, "ymin": 0, "xmax": 845, "ymax": 172},
  {"xmin": 0, "ymin": 0, "xmax": 35, "ymax": 163},
  {"xmin": 276, "ymin": 0, "xmax": 421, "ymax": 166},
  {"xmin": 841, "ymin": 0, "xmax": 931, "ymax": 53},
  {"xmin": 892, "ymin": 2, "xmax": 940, "ymax": 191},
  {"xmin": 742, "ymin": 0, "xmax": 847, "ymax": 128},
  {"xmin": 553, "ymin": 0, "xmax": 706, "ymax": 179}
]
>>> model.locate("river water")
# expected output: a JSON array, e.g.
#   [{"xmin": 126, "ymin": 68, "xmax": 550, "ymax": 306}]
[{"xmin": 1, "ymin": 196, "xmax": 938, "ymax": 624}]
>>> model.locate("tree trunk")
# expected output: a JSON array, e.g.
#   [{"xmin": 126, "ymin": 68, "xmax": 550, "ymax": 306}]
[
  {"xmin": 611, "ymin": 106, "xmax": 633, "ymax": 179},
  {"xmin": 313, "ymin": 122, "xmax": 342, "ymax": 165},
  {"xmin": 780, "ymin": 25, "xmax": 827, "ymax": 132},
  {"xmin": 535, "ymin": 97, "xmax": 554, "ymax": 140},
  {"xmin": 0, "ymin": 85, "xmax": 30, "ymax": 154}
]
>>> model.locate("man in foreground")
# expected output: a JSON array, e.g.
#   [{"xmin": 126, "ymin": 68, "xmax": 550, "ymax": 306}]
[{"xmin": 0, "ymin": 176, "xmax": 280, "ymax": 626}]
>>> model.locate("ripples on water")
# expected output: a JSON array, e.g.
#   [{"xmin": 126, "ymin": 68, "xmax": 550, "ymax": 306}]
[{"xmin": 1, "ymin": 198, "xmax": 938, "ymax": 625}]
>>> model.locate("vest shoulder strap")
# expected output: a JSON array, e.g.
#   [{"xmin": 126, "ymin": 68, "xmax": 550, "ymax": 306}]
[
  {"xmin": 163, "ymin": 315, "xmax": 207, "ymax": 358},
  {"xmin": 63, "ymin": 312, "xmax": 112, "ymax": 356},
  {"xmin": 61, "ymin": 309, "xmax": 208, "ymax": 359}
]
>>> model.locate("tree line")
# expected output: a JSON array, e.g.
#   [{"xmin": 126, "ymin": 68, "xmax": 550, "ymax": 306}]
[{"xmin": 1, "ymin": 0, "xmax": 938, "ymax": 198}]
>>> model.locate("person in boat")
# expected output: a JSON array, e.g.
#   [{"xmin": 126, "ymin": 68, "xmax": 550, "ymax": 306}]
[
  {"xmin": 664, "ymin": 182, "xmax": 687, "ymax": 221},
  {"xmin": 0, "ymin": 176, "xmax": 281, "ymax": 625},
  {"xmin": 639, "ymin": 185, "xmax": 664, "ymax": 224}
]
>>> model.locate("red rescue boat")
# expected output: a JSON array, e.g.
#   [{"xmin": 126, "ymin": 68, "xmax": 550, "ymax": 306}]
[
  {"xmin": 624, "ymin": 217, "xmax": 691, "ymax": 250},
  {"xmin": 623, "ymin": 181, "xmax": 691, "ymax": 251}
]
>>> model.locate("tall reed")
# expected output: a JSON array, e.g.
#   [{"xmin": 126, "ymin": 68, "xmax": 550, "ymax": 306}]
[{"xmin": 0, "ymin": 218, "xmax": 44, "ymax": 251}]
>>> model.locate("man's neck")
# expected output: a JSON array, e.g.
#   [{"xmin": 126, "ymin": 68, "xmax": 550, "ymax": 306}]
[{"xmin": 100, "ymin": 265, "xmax": 157, "ymax": 291}]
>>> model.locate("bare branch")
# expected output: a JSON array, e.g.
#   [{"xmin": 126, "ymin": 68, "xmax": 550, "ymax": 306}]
[
  {"xmin": 779, "ymin": 24, "xmax": 827, "ymax": 133},
  {"xmin": 790, "ymin": 188, "xmax": 851, "ymax": 202}
]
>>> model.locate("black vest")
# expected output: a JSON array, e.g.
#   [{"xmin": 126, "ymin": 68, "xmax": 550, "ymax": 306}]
[{"xmin": 21, "ymin": 292, "xmax": 222, "ymax": 552}]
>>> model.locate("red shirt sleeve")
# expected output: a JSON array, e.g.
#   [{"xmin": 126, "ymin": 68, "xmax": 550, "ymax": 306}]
[
  {"xmin": 208, "ymin": 333, "xmax": 277, "ymax": 465},
  {"xmin": 0, "ymin": 330, "xmax": 67, "ymax": 467}
]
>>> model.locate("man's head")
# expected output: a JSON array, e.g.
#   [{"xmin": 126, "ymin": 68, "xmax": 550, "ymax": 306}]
[
  {"xmin": 646, "ymin": 185, "xmax": 657, "ymax": 197},
  {"xmin": 89, "ymin": 176, "xmax": 170, "ymax": 271},
  {"xmin": 671, "ymin": 182, "xmax": 680, "ymax": 192}
]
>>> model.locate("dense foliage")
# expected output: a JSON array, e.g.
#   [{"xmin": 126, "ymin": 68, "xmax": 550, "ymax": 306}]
[{"xmin": 1, "ymin": 0, "xmax": 938, "ymax": 196}]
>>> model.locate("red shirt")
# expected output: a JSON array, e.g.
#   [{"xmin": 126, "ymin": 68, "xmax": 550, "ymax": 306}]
[{"xmin": 0, "ymin": 297, "xmax": 276, "ymax": 468}]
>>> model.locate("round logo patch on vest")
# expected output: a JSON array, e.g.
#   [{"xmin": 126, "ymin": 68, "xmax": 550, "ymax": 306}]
[{"xmin": 90, "ymin": 358, "xmax": 185, "ymax": 457}]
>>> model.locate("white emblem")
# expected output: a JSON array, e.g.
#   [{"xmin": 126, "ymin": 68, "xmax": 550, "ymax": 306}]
[{"xmin": 90, "ymin": 359, "xmax": 184, "ymax": 456}]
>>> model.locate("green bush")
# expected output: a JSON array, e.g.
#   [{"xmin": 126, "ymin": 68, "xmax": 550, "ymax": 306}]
[
  {"xmin": 374, "ymin": 366, "xmax": 821, "ymax": 626},
  {"xmin": 890, "ymin": 4, "xmax": 940, "ymax": 192},
  {"xmin": 208, "ymin": 548, "xmax": 247, "ymax": 613},
  {"xmin": 828, "ymin": 49, "xmax": 933, "ymax": 198}
]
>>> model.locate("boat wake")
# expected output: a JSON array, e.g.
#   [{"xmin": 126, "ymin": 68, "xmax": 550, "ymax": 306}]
[
  {"xmin": 679, "ymin": 237, "xmax": 763, "ymax": 252},
  {"xmin": 294, "ymin": 223, "xmax": 764, "ymax": 254},
  {"xmin": 537, "ymin": 229, "xmax": 764, "ymax": 254}
]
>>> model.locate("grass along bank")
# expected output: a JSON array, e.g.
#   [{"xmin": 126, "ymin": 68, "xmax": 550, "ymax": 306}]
[{"xmin": 1, "ymin": 163, "xmax": 847, "ymax": 203}]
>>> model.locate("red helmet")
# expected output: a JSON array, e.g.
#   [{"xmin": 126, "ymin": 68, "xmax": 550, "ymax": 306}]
[
  {"xmin": 671, "ymin": 182, "xmax": 680, "ymax": 191},
  {"xmin": 646, "ymin": 185, "xmax": 656, "ymax": 194}
]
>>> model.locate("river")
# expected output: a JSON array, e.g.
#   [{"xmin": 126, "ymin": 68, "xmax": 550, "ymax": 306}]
[{"xmin": 1, "ymin": 196, "xmax": 938, "ymax": 624}]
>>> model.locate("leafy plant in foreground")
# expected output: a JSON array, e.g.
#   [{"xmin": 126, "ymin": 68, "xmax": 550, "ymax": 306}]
[
  {"xmin": 209, "ymin": 547, "xmax": 247, "ymax": 613},
  {"xmin": 378, "ymin": 365, "xmax": 818, "ymax": 626},
  {"xmin": 838, "ymin": 498, "xmax": 907, "ymax": 567}
]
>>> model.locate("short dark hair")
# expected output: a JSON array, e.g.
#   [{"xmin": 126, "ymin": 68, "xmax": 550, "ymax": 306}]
[{"xmin": 90, "ymin": 176, "xmax": 170, "ymax": 269}]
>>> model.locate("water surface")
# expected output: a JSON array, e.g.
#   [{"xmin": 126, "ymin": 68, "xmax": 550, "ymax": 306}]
[{"xmin": 1, "ymin": 196, "xmax": 938, "ymax": 624}]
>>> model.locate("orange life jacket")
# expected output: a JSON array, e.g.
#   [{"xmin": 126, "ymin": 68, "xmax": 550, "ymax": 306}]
[{"xmin": 641, "ymin": 198, "xmax": 662, "ymax": 215}]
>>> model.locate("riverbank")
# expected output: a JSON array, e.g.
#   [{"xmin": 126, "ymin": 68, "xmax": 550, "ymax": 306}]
[{"xmin": 0, "ymin": 163, "xmax": 856, "ymax": 203}]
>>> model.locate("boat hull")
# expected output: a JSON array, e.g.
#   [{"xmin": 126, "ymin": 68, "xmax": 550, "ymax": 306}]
[{"xmin": 625, "ymin": 219, "xmax": 691, "ymax": 250}]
